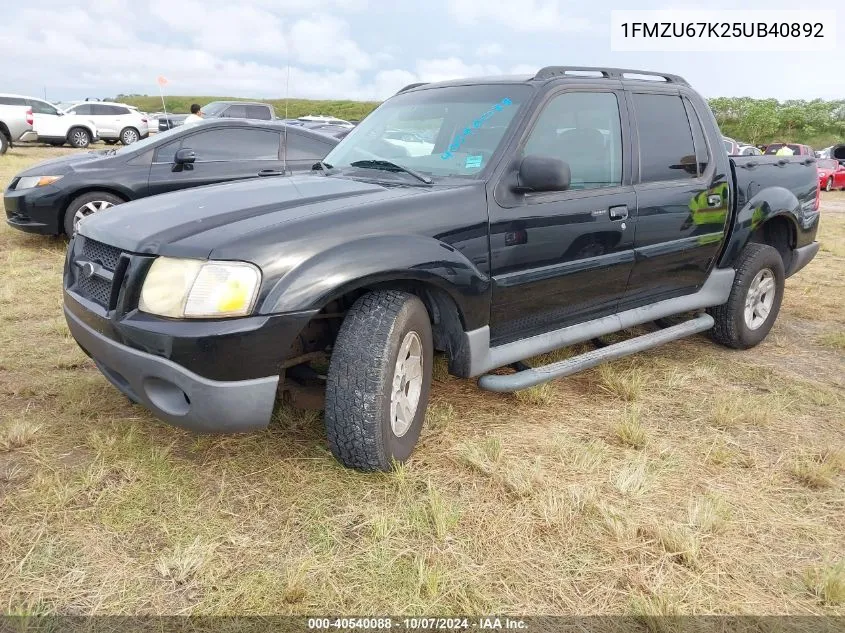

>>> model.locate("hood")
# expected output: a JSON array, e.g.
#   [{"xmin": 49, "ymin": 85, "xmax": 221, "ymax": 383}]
[
  {"xmin": 18, "ymin": 150, "xmax": 112, "ymax": 176},
  {"xmin": 79, "ymin": 174, "xmax": 428, "ymax": 257}
]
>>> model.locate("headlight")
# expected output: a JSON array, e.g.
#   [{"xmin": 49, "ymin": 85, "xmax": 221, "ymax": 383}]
[
  {"xmin": 139, "ymin": 257, "xmax": 261, "ymax": 319},
  {"xmin": 15, "ymin": 175, "xmax": 63, "ymax": 190}
]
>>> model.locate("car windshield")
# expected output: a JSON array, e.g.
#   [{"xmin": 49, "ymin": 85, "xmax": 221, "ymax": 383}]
[
  {"xmin": 324, "ymin": 84, "xmax": 532, "ymax": 180},
  {"xmin": 817, "ymin": 159, "xmax": 837, "ymax": 170},
  {"xmin": 201, "ymin": 102, "xmax": 229, "ymax": 117}
]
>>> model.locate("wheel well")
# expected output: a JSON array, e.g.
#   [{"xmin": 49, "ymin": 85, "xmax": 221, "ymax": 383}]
[
  {"xmin": 749, "ymin": 215, "xmax": 795, "ymax": 271},
  {"xmin": 61, "ymin": 188, "xmax": 130, "ymax": 233},
  {"xmin": 120, "ymin": 126, "xmax": 139, "ymax": 135},
  {"xmin": 287, "ymin": 281, "xmax": 471, "ymax": 378},
  {"xmin": 66, "ymin": 125, "xmax": 93, "ymax": 139}
]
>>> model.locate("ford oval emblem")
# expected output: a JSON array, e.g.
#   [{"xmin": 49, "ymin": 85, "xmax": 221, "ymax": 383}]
[{"xmin": 80, "ymin": 262, "xmax": 96, "ymax": 280}]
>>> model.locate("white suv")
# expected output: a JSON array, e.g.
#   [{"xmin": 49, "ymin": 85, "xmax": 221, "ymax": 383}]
[
  {"xmin": 63, "ymin": 102, "xmax": 148, "ymax": 145},
  {"xmin": 0, "ymin": 94, "xmax": 99, "ymax": 148}
]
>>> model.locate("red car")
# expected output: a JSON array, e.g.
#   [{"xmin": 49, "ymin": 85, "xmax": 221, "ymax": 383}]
[{"xmin": 817, "ymin": 158, "xmax": 845, "ymax": 191}]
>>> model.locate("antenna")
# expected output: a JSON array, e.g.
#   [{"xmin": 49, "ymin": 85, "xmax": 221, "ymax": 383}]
[{"xmin": 283, "ymin": 57, "xmax": 290, "ymax": 175}]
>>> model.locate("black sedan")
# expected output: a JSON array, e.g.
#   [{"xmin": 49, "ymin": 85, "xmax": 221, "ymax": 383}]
[{"xmin": 4, "ymin": 119, "xmax": 339, "ymax": 236}]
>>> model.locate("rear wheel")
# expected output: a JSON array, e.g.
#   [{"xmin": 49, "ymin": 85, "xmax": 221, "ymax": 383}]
[
  {"xmin": 709, "ymin": 243, "xmax": 785, "ymax": 349},
  {"xmin": 324, "ymin": 290, "xmax": 433, "ymax": 471},
  {"xmin": 120, "ymin": 127, "xmax": 139, "ymax": 145},
  {"xmin": 68, "ymin": 127, "xmax": 91, "ymax": 149},
  {"xmin": 64, "ymin": 191, "xmax": 124, "ymax": 236}
]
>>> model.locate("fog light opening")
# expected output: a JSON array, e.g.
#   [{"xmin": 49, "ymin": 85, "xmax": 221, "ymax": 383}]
[{"xmin": 143, "ymin": 377, "xmax": 191, "ymax": 416}]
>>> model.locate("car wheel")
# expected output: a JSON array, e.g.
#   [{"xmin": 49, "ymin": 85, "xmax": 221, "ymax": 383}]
[
  {"xmin": 0, "ymin": 132, "xmax": 8, "ymax": 155},
  {"xmin": 64, "ymin": 191, "xmax": 124, "ymax": 236},
  {"xmin": 104, "ymin": 139, "xmax": 118, "ymax": 146},
  {"xmin": 120, "ymin": 127, "xmax": 139, "ymax": 145},
  {"xmin": 68, "ymin": 127, "xmax": 91, "ymax": 149},
  {"xmin": 826, "ymin": 177, "xmax": 833, "ymax": 192},
  {"xmin": 709, "ymin": 243, "xmax": 785, "ymax": 350},
  {"xmin": 324, "ymin": 290, "xmax": 433, "ymax": 471}
]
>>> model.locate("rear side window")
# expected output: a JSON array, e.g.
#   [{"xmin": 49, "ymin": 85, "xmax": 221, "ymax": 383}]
[
  {"xmin": 0, "ymin": 96, "xmax": 27, "ymax": 106},
  {"xmin": 633, "ymin": 93, "xmax": 698, "ymax": 182},
  {"xmin": 245, "ymin": 105, "xmax": 272, "ymax": 120},
  {"xmin": 284, "ymin": 132, "xmax": 334, "ymax": 160},
  {"xmin": 683, "ymin": 98, "xmax": 709, "ymax": 176}
]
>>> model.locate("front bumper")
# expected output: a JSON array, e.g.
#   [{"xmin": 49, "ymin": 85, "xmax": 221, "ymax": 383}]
[
  {"xmin": 4, "ymin": 184, "xmax": 66, "ymax": 235},
  {"xmin": 65, "ymin": 305, "xmax": 280, "ymax": 433}
]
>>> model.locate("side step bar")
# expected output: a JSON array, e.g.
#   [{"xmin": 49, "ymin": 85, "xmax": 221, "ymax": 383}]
[{"xmin": 478, "ymin": 313, "xmax": 714, "ymax": 393}]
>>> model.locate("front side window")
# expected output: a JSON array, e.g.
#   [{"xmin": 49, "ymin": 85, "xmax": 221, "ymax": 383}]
[
  {"xmin": 284, "ymin": 133, "xmax": 334, "ymax": 160},
  {"xmin": 684, "ymin": 98, "xmax": 710, "ymax": 176},
  {"xmin": 246, "ymin": 105, "xmax": 272, "ymax": 120},
  {"xmin": 168, "ymin": 128, "xmax": 280, "ymax": 161},
  {"xmin": 222, "ymin": 105, "xmax": 247, "ymax": 118},
  {"xmin": 71, "ymin": 104, "xmax": 93, "ymax": 115},
  {"xmin": 633, "ymin": 93, "xmax": 698, "ymax": 182},
  {"xmin": 523, "ymin": 91, "xmax": 623, "ymax": 190},
  {"xmin": 325, "ymin": 84, "xmax": 532, "ymax": 179},
  {"xmin": 29, "ymin": 99, "xmax": 58, "ymax": 116}
]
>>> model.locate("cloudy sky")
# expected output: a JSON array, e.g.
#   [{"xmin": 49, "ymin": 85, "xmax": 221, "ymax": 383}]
[{"xmin": 1, "ymin": 0, "xmax": 842, "ymax": 102}]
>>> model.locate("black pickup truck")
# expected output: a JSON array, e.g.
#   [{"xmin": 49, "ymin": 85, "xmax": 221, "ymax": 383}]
[{"xmin": 62, "ymin": 67, "xmax": 820, "ymax": 471}]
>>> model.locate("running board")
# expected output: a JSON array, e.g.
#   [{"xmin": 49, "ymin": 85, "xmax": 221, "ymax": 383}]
[{"xmin": 477, "ymin": 313, "xmax": 714, "ymax": 392}]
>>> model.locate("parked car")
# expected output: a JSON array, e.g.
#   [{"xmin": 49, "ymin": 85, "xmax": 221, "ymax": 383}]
[
  {"xmin": 816, "ymin": 146, "xmax": 834, "ymax": 159},
  {"xmin": 62, "ymin": 102, "xmax": 149, "ymax": 145},
  {"xmin": 298, "ymin": 114, "xmax": 354, "ymax": 128},
  {"xmin": 0, "ymin": 94, "xmax": 99, "ymax": 148},
  {"xmin": 737, "ymin": 144, "xmax": 762, "ymax": 156},
  {"xmin": 816, "ymin": 158, "xmax": 845, "ymax": 191},
  {"xmin": 201, "ymin": 101, "xmax": 275, "ymax": 120},
  {"xmin": 61, "ymin": 66, "xmax": 819, "ymax": 471},
  {"xmin": 306, "ymin": 124, "xmax": 353, "ymax": 140},
  {"xmin": 764, "ymin": 143, "xmax": 814, "ymax": 156},
  {"xmin": 158, "ymin": 114, "xmax": 188, "ymax": 132},
  {"xmin": 5, "ymin": 119, "xmax": 338, "ymax": 236},
  {"xmin": 722, "ymin": 137, "xmax": 740, "ymax": 155},
  {"xmin": 0, "ymin": 95, "xmax": 33, "ymax": 154}
]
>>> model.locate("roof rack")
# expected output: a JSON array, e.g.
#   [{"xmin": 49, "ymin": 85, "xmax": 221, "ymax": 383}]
[
  {"xmin": 533, "ymin": 66, "xmax": 688, "ymax": 86},
  {"xmin": 395, "ymin": 82, "xmax": 429, "ymax": 95}
]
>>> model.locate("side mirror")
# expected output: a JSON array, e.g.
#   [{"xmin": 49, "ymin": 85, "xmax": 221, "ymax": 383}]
[
  {"xmin": 513, "ymin": 155, "xmax": 571, "ymax": 193},
  {"xmin": 174, "ymin": 148, "xmax": 196, "ymax": 165}
]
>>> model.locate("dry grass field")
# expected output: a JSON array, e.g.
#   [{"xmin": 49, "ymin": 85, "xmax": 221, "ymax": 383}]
[{"xmin": 0, "ymin": 145, "xmax": 843, "ymax": 618}]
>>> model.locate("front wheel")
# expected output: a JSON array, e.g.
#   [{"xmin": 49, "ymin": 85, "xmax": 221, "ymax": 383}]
[
  {"xmin": 64, "ymin": 191, "xmax": 124, "ymax": 236},
  {"xmin": 0, "ymin": 132, "xmax": 8, "ymax": 155},
  {"xmin": 709, "ymin": 243, "xmax": 785, "ymax": 349},
  {"xmin": 324, "ymin": 290, "xmax": 433, "ymax": 471},
  {"xmin": 826, "ymin": 177, "xmax": 833, "ymax": 192},
  {"xmin": 68, "ymin": 127, "xmax": 91, "ymax": 148}
]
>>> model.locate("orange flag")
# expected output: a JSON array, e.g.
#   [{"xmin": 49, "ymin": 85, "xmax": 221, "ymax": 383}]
[{"xmin": 157, "ymin": 75, "xmax": 168, "ymax": 87}]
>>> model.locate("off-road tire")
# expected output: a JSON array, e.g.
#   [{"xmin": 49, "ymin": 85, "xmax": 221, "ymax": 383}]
[
  {"xmin": 324, "ymin": 290, "xmax": 433, "ymax": 471},
  {"xmin": 64, "ymin": 191, "xmax": 124, "ymax": 236},
  {"xmin": 709, "ymin": 243, "xmax": 785, "ymax": 349}
]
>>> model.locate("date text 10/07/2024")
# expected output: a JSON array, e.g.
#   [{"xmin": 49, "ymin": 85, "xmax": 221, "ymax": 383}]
[{"xmin": 307, "ymin": 617, "xmax": 528, "ymax": 630}]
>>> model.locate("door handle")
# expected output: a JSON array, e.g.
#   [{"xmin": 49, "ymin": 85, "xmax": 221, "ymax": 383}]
[
  {"xmin": 608, "ymin": 205, "xmax": 628, "ymax": 221},
  {"xmin": 258, "ymin": 169, "xmax": 284, "ymax": 177}
]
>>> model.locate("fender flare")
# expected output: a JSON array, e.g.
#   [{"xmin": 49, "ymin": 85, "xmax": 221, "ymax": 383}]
[
  {"xmin": 718, "ymin": 185, "xmax": 801, "ymax": 268},
  {"xmin": 257, "ymin": 234, "xmax": 491, "ymax": 330}
]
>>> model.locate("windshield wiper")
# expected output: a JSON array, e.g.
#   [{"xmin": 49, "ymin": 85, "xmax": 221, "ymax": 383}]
[{"xmin": 349, "ymin": 160, "xmax": 432, "ymax": 184}]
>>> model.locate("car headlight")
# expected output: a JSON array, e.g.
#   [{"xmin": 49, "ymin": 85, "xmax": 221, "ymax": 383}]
[
  {"xmin": 15, "ymin": 175, "xmax": 63, "ymax": 190},
  {"xmin": 139, "ymin": 257, "xmax": 261, "ymax": 318}
]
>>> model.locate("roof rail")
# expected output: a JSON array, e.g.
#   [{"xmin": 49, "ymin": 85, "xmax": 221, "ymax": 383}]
[
  {"xmin": 533, "ymin": 66, "xmax": 688, "ymax": 86},
  {"xmin": 396, "ymin": 82, "xmax": 428, "ymax": 95}
]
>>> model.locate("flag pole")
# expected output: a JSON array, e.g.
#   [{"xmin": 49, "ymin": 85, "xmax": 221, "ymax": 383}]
[{"xmin": 157, "ymin": 76, "xmax": 169, "ymax": 128}]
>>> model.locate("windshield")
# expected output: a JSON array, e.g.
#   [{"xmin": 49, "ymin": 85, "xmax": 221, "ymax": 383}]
[
  {"xmin": 200, "ymin": 102, "xmax": 229, "ymax": 117},
  {"xmin": 324, "ymin": 84, "xmax": 532, "ymax": 179},
  {"xmin": 817, "ymin": 159, "xmax": 837, "ymax": 170}
]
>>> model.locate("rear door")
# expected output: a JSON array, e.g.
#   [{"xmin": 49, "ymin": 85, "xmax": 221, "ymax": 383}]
[
  {"xmin": 620, "ymin": 91, "xmax": 730, "ymax": 309},
  {"xmin": 92, "ymin": 104, "xmax": 120, "ymax": 137},
  {"xmin": 146, "ymin": 126, "xmax": 283, "ymax": 195},
  {"xmin": 28, "ymin": 98, "xmax": 62, "ymax": 136},
  {"xmin": 488, "ymin": 88, "xmax": 637, "ymax": 343}
]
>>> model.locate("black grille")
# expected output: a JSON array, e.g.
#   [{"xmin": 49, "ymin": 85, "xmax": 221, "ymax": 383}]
[
  {"xmin": 70, "ymin": 237, "xmax": 126, "ymax": 310},
  {"xmin": 82, "ymin": 239, "xmax": 122, "ymax": 271}
]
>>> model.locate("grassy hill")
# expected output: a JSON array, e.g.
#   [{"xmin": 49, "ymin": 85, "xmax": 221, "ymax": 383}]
[{"xmin": 115, "ymin": 95, "xmax": 380, "ymax": 120}]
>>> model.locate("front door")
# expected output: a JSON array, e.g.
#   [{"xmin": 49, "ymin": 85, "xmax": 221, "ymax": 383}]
[
  {"xmin": 488, "ymin": 89, "xmax": 636, "ymax": 344},
  {"xmin": 620, "ymin": 92, "xmax": 729, "ymax": 309},
  {"xmin": 146, "ymin": 126, "xmax": 284, "ymax": 196}
]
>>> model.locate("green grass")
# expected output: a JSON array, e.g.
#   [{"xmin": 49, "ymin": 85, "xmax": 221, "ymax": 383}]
[{"xmin": 0, "ymin": 147, "xmax": 844, "ymax": 616}]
